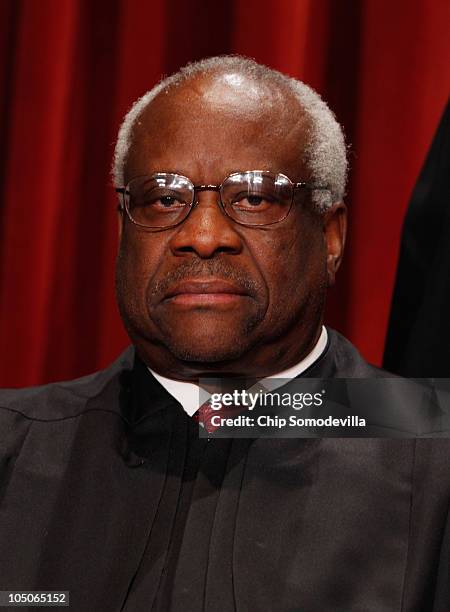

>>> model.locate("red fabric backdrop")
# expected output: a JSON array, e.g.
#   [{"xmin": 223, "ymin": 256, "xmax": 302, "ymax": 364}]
[{"xmin": 0, "ymin": 0, "xmax": 449, "ymax": 387}]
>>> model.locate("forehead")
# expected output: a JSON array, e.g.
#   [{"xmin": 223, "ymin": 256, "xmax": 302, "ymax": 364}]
[{"xmin": 125, "ymin": 72, "xmax": 311, "ymax": 184}]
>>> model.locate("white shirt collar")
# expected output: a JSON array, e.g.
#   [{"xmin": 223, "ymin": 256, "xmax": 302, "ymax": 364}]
[{"xmin": 149, "ymin": 326, "xmax": 328, "ymax": 416}]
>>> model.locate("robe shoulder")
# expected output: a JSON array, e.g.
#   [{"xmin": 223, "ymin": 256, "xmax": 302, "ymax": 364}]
[
  {"xmin": 0, "ymin": 346, "xmax": 135, "ymax": 422},
  {"xmin": 311, "ymin": 328, "xmax": 394, "ymax": 378}
]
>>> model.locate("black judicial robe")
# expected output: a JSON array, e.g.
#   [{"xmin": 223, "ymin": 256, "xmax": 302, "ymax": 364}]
[
  {"xmin": 0, "ymin": 329, "xmax": 449, "ymax": 611},
  {"xmin": 384, "ymin": 100, "xmax": 450, "ymax": 377}
]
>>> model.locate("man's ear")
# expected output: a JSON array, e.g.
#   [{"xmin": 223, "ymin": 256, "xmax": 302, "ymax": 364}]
[{"xmin": 322, "ymin": 201, "xmax": 347, "ymax": 287}]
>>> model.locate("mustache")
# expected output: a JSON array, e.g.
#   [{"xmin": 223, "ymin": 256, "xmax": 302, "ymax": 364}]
[{"xmin": 150, "ymin": 259, "xmax": 261, "ymax": 298}]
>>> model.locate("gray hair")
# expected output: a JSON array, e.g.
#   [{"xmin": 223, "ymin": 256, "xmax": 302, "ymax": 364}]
[{"xmin": 113, "ymin": 55, "xmax": 348, "ymax": 210}]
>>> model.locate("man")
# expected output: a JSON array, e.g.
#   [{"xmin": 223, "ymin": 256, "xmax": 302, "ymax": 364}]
[{"xmin": 0, "ymin": 56, "xmax": 448, "ymax": 611}]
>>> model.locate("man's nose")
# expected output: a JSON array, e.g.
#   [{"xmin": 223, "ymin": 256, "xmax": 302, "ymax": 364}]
[{"xmin": 168, "ymin": 192, "xmax": 243, "ymax": 258}]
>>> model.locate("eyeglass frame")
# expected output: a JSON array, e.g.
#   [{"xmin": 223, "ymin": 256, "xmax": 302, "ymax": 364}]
[{"xmin": 115, "ymin": 170, "xmax": 331, "ymax": 230}]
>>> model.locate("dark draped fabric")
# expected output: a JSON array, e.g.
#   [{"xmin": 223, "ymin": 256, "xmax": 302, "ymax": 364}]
[
  {"xmin": 0, "ymin": 330, "xmax": 449, "ymax": 610},
  {"xmin": 1, "ymin": 0, "xmax": 450, "ymax": 386},
  {"xmin": 383, "ymin": 101, "xmax": 450, "ymax": 377}
]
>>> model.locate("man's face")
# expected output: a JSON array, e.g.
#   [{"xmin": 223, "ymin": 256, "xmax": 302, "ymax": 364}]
[{"xmin": 116, "ymin": 72, "xmax": 343, "ymax": 379}]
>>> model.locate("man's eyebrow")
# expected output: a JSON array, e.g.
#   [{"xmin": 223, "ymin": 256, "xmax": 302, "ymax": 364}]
[
  {"xmin": 140, "ymin": 169, "xmax": 248, "ymax": 179},
  {"xmin": 135, "ymin": 169, "xmax": 185, "ymax": 178}
]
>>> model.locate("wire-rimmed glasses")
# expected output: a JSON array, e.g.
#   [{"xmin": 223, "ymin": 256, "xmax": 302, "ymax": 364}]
[{"xmin": 116, "ymin": 170, "xmax": 330, "ymax": 230}]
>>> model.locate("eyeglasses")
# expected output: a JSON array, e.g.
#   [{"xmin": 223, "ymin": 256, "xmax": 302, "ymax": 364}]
[{"xmin": 115, "ymin": 170, "xmax": 330, "ymax": 229}]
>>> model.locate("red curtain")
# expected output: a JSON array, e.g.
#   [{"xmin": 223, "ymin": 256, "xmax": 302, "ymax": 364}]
[{"xmin": 1, "ymin": 0, "xmax": 449, "ymax": 387}]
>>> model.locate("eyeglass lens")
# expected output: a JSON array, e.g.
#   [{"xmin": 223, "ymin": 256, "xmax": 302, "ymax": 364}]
[{"xmin": 125, "ymin": 171, "xmax": 295, "ymax": 228}]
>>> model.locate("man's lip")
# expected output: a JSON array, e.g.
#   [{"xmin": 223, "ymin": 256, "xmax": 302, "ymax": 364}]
[{"xmin": 163, "ymin": 279, "xmax": 249, "ymax": 300}]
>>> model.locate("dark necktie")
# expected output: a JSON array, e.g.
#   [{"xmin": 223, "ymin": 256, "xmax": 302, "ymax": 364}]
[{"xmin": 192, "ymin": 399, "xmax": 243, "ymax": 434}]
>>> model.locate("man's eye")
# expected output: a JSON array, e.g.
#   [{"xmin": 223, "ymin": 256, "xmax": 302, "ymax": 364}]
[
  {"xmin": 232, "ymin": 193, "xmax": 274, "ymax": 211},
  {"xmin": 246, "ymin": 196, "xmax": 265, "ymax": 206},
  {"xmin": 157, "ymin": 196, "xmax": 184, "ymax": 208},
  {"xmin": 137, "ymin": 193, "xmax": 186, "ymax": 210}
]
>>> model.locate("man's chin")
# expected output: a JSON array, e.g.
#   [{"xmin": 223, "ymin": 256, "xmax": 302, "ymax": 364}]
[
  {"xmin": 162, "ymin": 336, "xmax": 250, "ymax": 364},
  {"xmin": 147, "ymin": 309, "xmax": 264, "ymax": 364}
]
